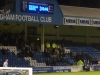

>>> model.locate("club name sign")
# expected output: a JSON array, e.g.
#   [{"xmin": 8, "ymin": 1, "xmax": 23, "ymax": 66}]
[{"xmin": 0, "ymin": 14, "xmax": 52, "ymax": 23}]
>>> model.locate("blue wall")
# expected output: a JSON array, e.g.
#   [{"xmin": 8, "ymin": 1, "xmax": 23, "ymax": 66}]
[{"xmin": 0, "ymin": 0, "xmax": 63, "ymax": 25}]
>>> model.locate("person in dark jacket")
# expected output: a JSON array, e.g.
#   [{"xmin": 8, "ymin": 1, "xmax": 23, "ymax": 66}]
[
  {"xmin": 46, "ymin": 58, "xmax": 51, "ymax": 66},
  {"xmin": 89, "ymin": 55, "xmax": 93, "ymax": 65},
  {"xmin": 2, "ymin": 48, "xmax": 6, "ymax": 55},
  {"xmin": 52, "ymin": 59, "xmax": 57, "ymax": 66}
]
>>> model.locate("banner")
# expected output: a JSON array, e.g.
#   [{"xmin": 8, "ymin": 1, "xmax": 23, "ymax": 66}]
[
  {"xmin": 33, "ymin": 67, "xmax": 53, "ymax": 73},
  {"xmin": 92, "ymin": 19, "xmax": 100, "ymax": 25},
  {"xmin": 33, "ymin": 66, "xmax": 71, "ymax": 73},
  {"xmin": 32, "ymin": 65, "xmax": 100, "ymax": 73},
  {"xmin": 53, "ymin": 66, "xmax": 71, "ymax": 72},
  {"xmin": 63, "ymin": 17, "xmax": 77, "ymax": 25},
  {"xmin": 79, "ymin": 18, "xmax": 90, "ymax": 25},
  {"xmin": 63, "ymin": 17, "xmax": 100, "ymax": 26},
  {"xmin": 91, "ymin": 65, "xmax": 100, "ymax": 70}
]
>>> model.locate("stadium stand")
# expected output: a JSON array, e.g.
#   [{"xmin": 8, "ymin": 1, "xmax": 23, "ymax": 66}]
[
  {"xmin": 0, "ymin": 46, "xmax": 46, "ymax": 67},
  {"xmin": 0, "ymin": 32, "xmax": 99, "ymax": 67},
  {"xmin": 0, "ymin": 43, "xmax": 100, "ymax": 67}
]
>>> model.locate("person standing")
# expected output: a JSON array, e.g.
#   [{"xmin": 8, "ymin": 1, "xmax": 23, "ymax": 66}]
[
  {"xmin": 52, "ymin": 43, "xmax": 57, "ymax": 54},
  {"xmin": 3, "ymin": 59, "xmax": 8, "ymax": 67}
]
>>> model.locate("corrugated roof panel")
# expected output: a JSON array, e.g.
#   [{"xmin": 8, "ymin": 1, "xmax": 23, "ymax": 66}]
[{"xmin": 60, "ymin": 5, "xmax": 100, "ymax": 18}]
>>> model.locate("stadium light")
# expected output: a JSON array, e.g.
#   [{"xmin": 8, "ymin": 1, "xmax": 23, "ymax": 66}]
[
  {"xmin": 54, "ymin": 25, "xmax": 59, "ymax": 28},
  {"xmin": 38, "ymin": 24, "xmax": 42, "ymax": 27}
]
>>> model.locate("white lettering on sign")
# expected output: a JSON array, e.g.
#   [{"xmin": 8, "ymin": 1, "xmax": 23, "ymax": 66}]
[
  {"xmin": 0, "ymin": 14, "xmax": 52, "ymax": 23},
  {"xmin": 40, "ymin": 16, "xmax": 52, "ymax": 22},
  {"xmin": 80, "ymin": 20, "xmax": 89, "ymax": 24},
  {"xmin": 63, "ymin": 17, "xmax": 77, "ymax": 25},
  {"xmin": 93, "ymin": 21, "xmax": 100, "ymax": 25}
]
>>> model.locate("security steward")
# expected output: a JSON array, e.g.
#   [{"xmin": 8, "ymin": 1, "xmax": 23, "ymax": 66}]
[{"xmin": 52, "ymin": 43, "xmax": 57, "ymax": 54}]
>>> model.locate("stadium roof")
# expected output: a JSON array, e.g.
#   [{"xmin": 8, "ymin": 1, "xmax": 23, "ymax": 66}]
[{"xmin": 60, "ymin": 5, "xmax": 100, "ymax": 18}]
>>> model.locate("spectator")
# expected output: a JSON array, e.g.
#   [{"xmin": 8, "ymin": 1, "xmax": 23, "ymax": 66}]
[
  {"xmin": 35, "ymin": 46, "xmax": 40, "ymax": 52},
  {"xmin": 77, "ymin": 60, "xmax": 84, "ymax": 66},
  {"xmin": 21, "ymin": 47, "xmax": 26, "ymax": 57},
  {"xmin": 15, "ymin": 36, "xmax": 19, "ymax": 47},
  {"xmin": 95, "ymin": 60, "xmax": 98, "ymax": 64},
  {"xmin": 85, "ymin": 53, "xmax": 89, "ymax": 61},
  {"xmin": 46, "ymin": 41, "xmax": 51, "ymax": 50},
  {"xmin": 60, "ymin": 56, "xmax": 66, "ymax": 63},
  {"xmin": 72, "ymin": 51, "xmax": 76, "ymax": 58},
  {"xmin": 57, "ymin": 56, "xmax": 60, "ymax": 62},
  {"xmin": 52, "ymin": 59, "xmax": 57, "ymax": 66},
  {"xmin": 19, "ymin": 36, "xmax": 24, "ymax": 46},
  {"xmin": 9, "ymin": 35, "xmax": 15, "ymax": 46},
  {"xmin": 70, "ymin": 51, "xmax": 73, "ymax": 57},
  {"xmin": 81, "ymin": 52, "xmax": 85, "ymax": 62},
  {"xmin": 2, "ymin": 48, "xmax": 6, "ymax": 55},
  {"xmin": 17, "ymin": 51, "xmax": 22, "ymax": 57},
  {"xmin": 52, "ymin": 43, "xmax": 57, "ymax": 54},
  {"xmin": 76, "ymin": 53, "xmax": 81, "ymax": 61},
  {"xmin": 30, "ymin": 43, "xmax": 35, "ymax": 52},
  {"xmin": 84, "ymin": 53, "xmax": 89, "ymax": 66},
  {"xmin": 62, "ymin": 38, "xmax": 65, "ymax": 47},
  {"xmin": 46, "ymin": 58, "xmax": 51, "ymax": 66},
  {"xmin": 89, "ymin": 55, "xmax": 93, "ymax": 65},
  {"xmin": 3, "ymin": 59, "xmax": 8, "ymax": 67},
  {"xmin": 26, "ymin": 50, "xmax": 30, "ymax": 57},
  {"xmin": 44, "ymin": 49, "xmax": 50, "ymax": 57},
  {"xmin": 3, "ymin": 37, "xmax": 8, "ymax": 46},
  {"xmin": 30, "ymin": 51, "xmax": 34, "ymax": 57}
]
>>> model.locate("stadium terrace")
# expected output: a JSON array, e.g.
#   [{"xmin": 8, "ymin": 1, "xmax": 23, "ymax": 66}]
[{"xmin": 0, "ymin": 0, "xmax": 100, "ymax": 75}]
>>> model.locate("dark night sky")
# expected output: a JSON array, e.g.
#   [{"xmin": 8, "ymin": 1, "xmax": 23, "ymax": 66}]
[
  {"xmin": 1, "ymin": 0, "xmax": 100, "ymax": 8},
  {"xmin": 57, "ymin": 0, "xmax": 100, "ymax": 8}
]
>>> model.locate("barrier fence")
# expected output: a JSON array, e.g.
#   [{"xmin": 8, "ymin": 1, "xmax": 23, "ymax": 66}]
[{"xmin": 32, "ymin": 65, "xmax": 100, "ymax": 73}]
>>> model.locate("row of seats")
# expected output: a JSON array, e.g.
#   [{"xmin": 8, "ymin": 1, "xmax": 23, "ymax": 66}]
[
  {"xmin": 2, "ymin": 45, "xmax": 100, "ymax": 66},
  {"xmin": 67, "ymin": 46, "xmax": 100, "ymax": 61},
  {"xmin": 0, "ymin": 46, "xmax": 17, "ymax": 50}
]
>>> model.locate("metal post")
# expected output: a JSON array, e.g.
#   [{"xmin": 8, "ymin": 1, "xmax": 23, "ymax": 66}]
[
  {"xmin": 25, "ymin": 23, "xmax": 27, "ymax": 41},
  {"xmin": 56, "ymin": 27, "xmax": 59, "ymax": 40},
  {"xmin": 86, "ymin": 26, "xmax": 89, "ymax": 45},
  {"xmin": 41, "ymin": 24, "xmax": 44, "ymax": 52}
]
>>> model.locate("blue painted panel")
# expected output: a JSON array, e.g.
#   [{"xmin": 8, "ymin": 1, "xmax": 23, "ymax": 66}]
[{"xmin": 0, "ymin": 0, "xmax": 63, "ymax": 25}]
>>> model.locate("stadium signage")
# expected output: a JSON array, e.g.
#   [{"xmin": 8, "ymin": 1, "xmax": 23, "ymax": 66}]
[
  {"xmin": 92, "ymin": 19, "xmax": 100, "ymax": 25},
  {"xmin": 0, "ymin": 14, "xmax": 52, "ymax": 23},
  {"xmin": 63, "ymin": 17, "xmax": 77, "ymax": 25},
  {"xmin": 65, "ymin": 19, "xmax": 76, "ymax": 23},
  {"xmin": 93, "ymin": 21, "xmax": 100, "ymax": 24},
  {"xmin": 33, "ymin": 66, "xmax": 71, "ymax": 73},
  {"xmin": 79, "ymin": 19, "xmax": 90, "ymax": 25},
  {"xmin": 63, "ymin": 17, "xmax": 100, "ymax": 26}
]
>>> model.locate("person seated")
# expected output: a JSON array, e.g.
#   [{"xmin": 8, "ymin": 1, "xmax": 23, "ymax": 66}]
[
  {"xmin": 30, "ymin": 51, "xmax": 34, "ymax": 57},
  {"xmin": 60, "ymin": 56, "xmax": 66, "ymax": 63},
  {"xmin": 2, "ymin": 48, "xmax": 6, "ymax": 55},
  {"xmin": 95, "ymin": 60, "xmax": 98, "ymax": 64},
  {"xmin": 56, "ymin": 56, "xmax": 60, "ymax": 62},
  {"xmin": 17, "ymin": 51, "xmax": 22, "ymax": 57},
  {"xmin": 52, "ymin": 59, "xmax": 57, "ymax": 66},
  {"xmin": 46, "ymin": 58, "xmax": 51, "ymax": 66}
]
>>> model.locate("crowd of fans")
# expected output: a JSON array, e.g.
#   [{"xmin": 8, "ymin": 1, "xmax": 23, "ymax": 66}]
[
  {"xmin": 0, "ymin": 32, "xmax": 24, "ymax": 46},
  {"xmin": 44, "ymin": 42, "xmax": 73, "ymax": 66},
  {"xmin": 17, "ymin": 42, "xmax": 40, "ymax": 57},
  {"xmin": 0, "ymin": 32, "xmax": 40, "ymax": 57},
  {"xmin": 0, "ymin": 33, "xmax": 99, "ymax": 66},
  {"xmin": 46, "ymin": 55, "xmax": 69, "ymax": 66},
  {"xmin": 70, "ymin": 51, "xmax": 98, "ymax": 65}
]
